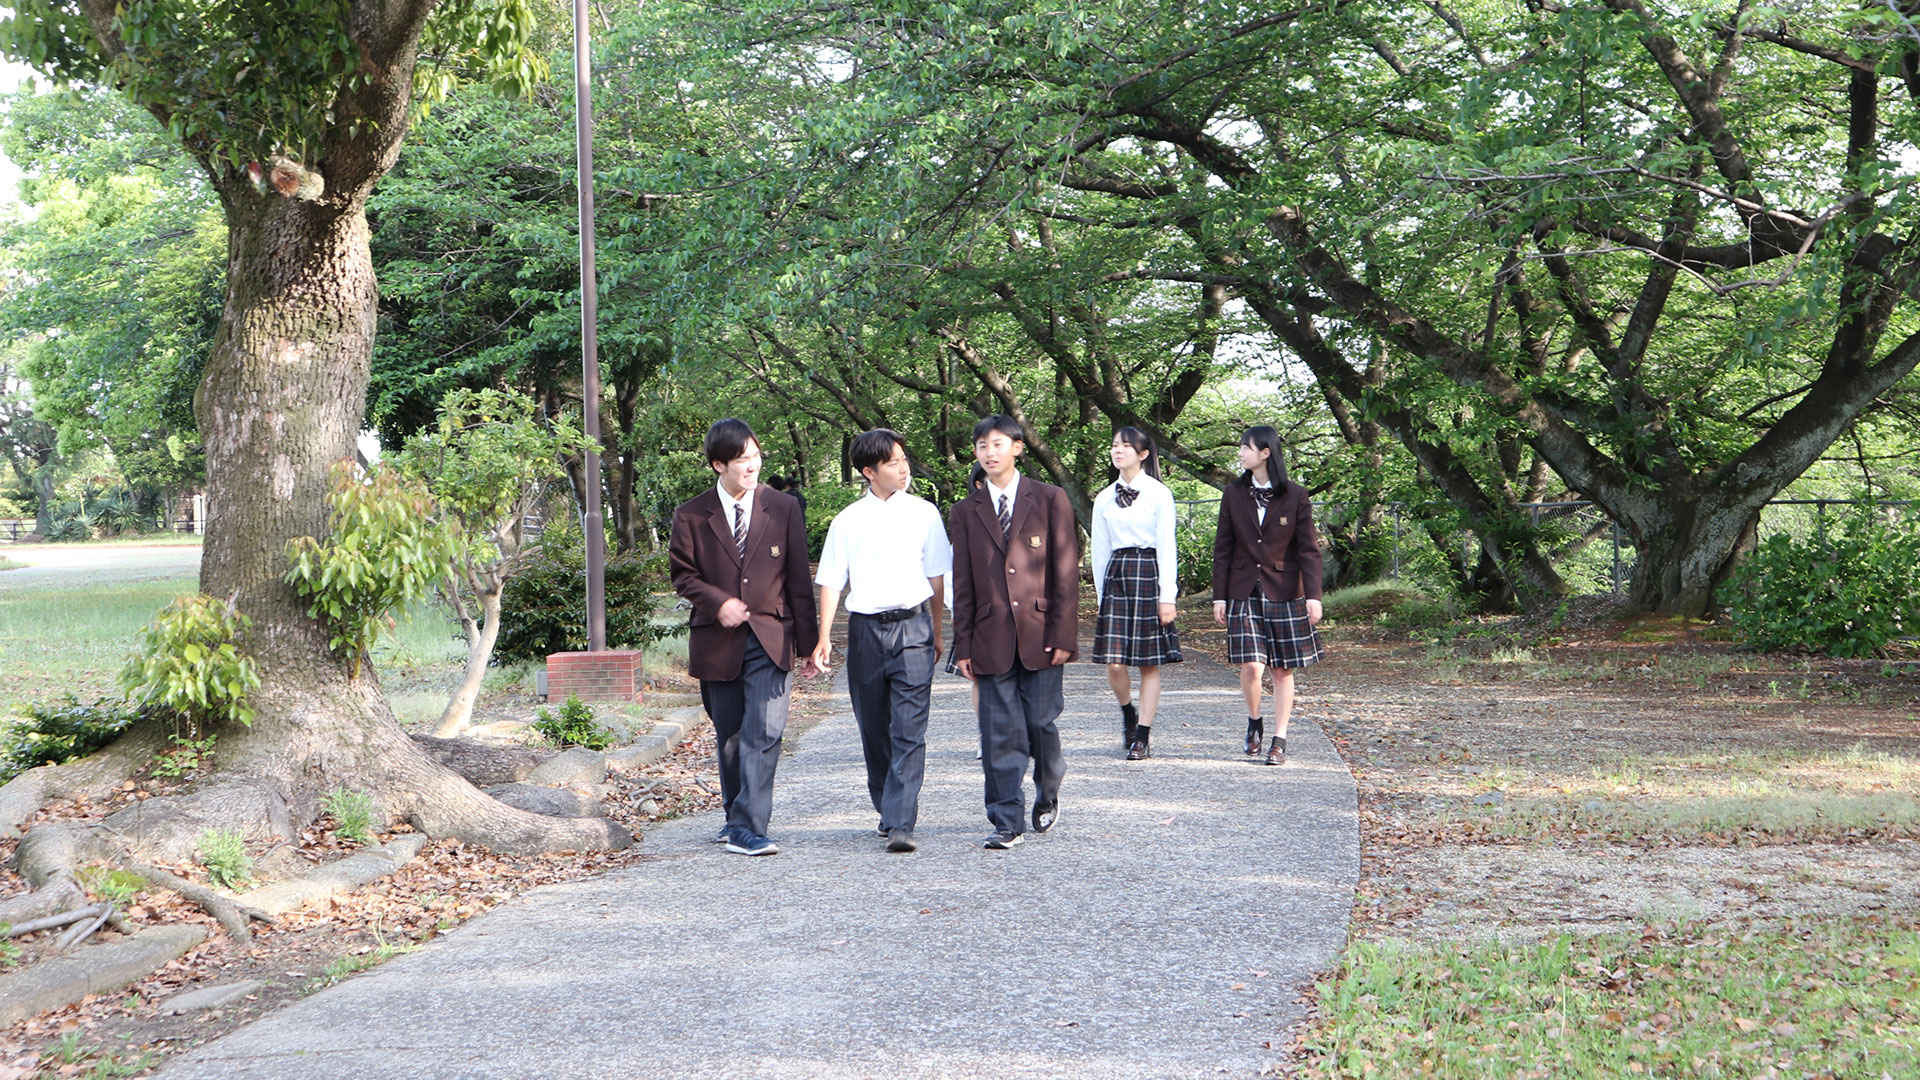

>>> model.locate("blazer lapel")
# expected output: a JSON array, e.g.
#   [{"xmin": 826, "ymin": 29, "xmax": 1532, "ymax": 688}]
[
  {"xmin": 1007, "ymin": 477, "xmax": 1041, "ymax": 551},
  {"xmin": 741, "ymin": 491, "xmax": 775, "ymax": 562},
  {"xmin": 708, "ymin": 496, "xmax": 743, "ymax": 567},
  {"xmin": 971, "ymin": 486, "xmax": 1008, "ymax": 553}
]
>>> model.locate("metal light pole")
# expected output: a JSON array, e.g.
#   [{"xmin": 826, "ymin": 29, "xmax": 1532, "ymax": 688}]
[{"xmin": 573, "ymin": 0, "xmax": 606, "ymax": 650}]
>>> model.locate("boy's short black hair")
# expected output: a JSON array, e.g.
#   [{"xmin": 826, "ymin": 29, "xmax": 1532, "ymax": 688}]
[
  {"xmin": 704, "ymin": 418, "xmax": 758, "ymax": 467},
  {"xmin": 850, "ymin": 428, "xmax": 908, "ymax": 475},
  {"xmin": 971, "ymin": 414, "xmax": 1023, "ymax": 443},
  {"xmin": 764, "ymin": 474, "xmax": 789, "ymax": 491}
]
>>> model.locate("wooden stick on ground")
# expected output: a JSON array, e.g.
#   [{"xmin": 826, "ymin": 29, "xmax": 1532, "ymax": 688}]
[
  {"xmin": 4, "ymin": 903, "xmax": 106, "ymax": 938},
  {"xmin": 54, "ymin": 903, "xmax": 115, "ymax": 951}
]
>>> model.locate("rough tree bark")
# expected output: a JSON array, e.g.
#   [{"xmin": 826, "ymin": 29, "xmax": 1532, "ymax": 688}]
[{"xmin": 0, "ymin": 1, "xmax": 632, "ymax": 877}]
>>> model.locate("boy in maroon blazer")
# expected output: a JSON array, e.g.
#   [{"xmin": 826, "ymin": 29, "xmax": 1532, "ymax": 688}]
[
  {"xmin": 669, "ymin": 419, "xmax": 819, "ymax": 855},
  {"xmin": 950, "ymin": 415, "xmax": 1080, "ymax": 849}
]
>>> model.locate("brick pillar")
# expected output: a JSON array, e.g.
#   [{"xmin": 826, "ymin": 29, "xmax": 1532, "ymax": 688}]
[{"xmin": 544, "ymin": 649, "xmax": 646, "ymax": 704}]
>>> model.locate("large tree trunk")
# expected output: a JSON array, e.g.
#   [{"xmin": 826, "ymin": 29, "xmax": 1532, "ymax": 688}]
[
  {"xmin": 1621, "ymin": 498, "xmax": 1761, "ymax": 616},
  {"xmin": 179, "ymin": 186, "xmax": 627, "ymax": 859}
]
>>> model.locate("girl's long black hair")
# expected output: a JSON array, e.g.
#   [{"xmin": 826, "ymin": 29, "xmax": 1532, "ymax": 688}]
[
  {"xmin": 1239, "ymin": 425, "xmax": 1288, "ymax": 489},
  {"xmin": 1113, "ymin": 425, "xmax": 1162, "ymax": 481}
]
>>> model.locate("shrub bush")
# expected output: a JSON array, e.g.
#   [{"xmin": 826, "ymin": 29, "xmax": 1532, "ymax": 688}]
[
  {"xmin": 494, "ymin": 546, "xmax": 671, "ymax": 663},
  {"xmin": 1174, "ymin": 513, "xmax": 1216, "ymax": 596},
  {"xmin": 1717, "ymin": 509, "xmax": 1920, "ymax": 657},
  {"xmin": 0, "ymin": 697, "xmax": 147, "ymax": 784},
  {"xmin": 120, "ymin": 594, "xmax": 260, "ymax": 733},
  {"xmin": 532, "ymin": 694, "xmax": 615, "ymax": 751}
]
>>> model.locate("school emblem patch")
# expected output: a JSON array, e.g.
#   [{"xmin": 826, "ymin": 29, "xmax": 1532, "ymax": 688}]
[
  {"xmin": 1277, "ymin": 516, "xmax": 1288, "ymax": 526},
  {"xmin": 1028, "ymin": 535, "xmax": 1043, "ymax": 548},
  {"xmin": 770, "ymin": 545, "xmax": 781, "ymax": 557}
]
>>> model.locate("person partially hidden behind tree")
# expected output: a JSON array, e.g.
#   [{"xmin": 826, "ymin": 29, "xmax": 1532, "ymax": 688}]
[{"xmin": 669, "ymin": 419, "xmax": 819, "ymax": 855}]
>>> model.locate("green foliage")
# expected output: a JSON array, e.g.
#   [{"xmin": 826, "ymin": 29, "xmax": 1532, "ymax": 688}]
[
  {"xmin": 532, "ymin": 694, "xmax": 614, "ymax": 751},
  {"xmin": 804, "ymin": 483, "xmax": 863, "ymax": 560},
  {"xmin": 0, "ymin": 696, "xmax": 142, "ymax": 784},
  {"xmin": 149, "ymin": 732, "xmax": 216, "ymax": 779},
  {"xmin": 0, "ymin": 928, "xmax": 18, "ymax": 968},
  {"xmin": 195, "ymin": 827, "xmax": 252, "ymax": 890},
  {"xmin": 76, "ymin": 866, "xmax": 146, "ymax": 906},
  {"xmin": 493, "ymin": 545, "xmax": 671, "ymax": 663},
  {"xmin": 392, "ymin": 388, "xmax": 588, "ymax": 548},
  {"xmin": 0, "ymin": 1, "xmax": 545, "ymax": 170},
  {"xmin": 1174, "ymin": 512, "xmax": 1215, "ymax": 596},
  {"xmin": 118, "ymin": 593, "xmax": 259, "ymax": 731},
  {"xmin": 1718, "ymin": 510, "xmax": 1920, "ymax": 658},
  {"xmin": 285, "ymin": 462, "xmax": 462, "ymax": 676},
  {"xmin": 321, "ymin": 788, "xmax": 377, "ymax": 845}
]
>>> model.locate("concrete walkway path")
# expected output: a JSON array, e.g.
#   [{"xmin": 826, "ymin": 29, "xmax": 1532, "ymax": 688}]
[{"xmin": 161, "ymin": 656, "xmax": 1358, "ymax": 1080}]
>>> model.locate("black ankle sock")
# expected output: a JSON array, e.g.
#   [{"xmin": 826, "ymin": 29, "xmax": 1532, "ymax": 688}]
[
  {"xmin": 1134, "ymin": 724, "xmax": 1151, "ymax": 745},
  {"xmin": 1121, "ymin": 703, "xmax": 1138, "ymax": 723}
]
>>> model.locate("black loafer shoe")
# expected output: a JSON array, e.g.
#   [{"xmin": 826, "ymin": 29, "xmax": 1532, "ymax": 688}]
[
  {"xmin": 886, "ymin": 828, "xmax": 918, "ymax": 853},
  {"xmin": 1032, "ymin": 802, "xmax": 1058, "ymax": 833}
]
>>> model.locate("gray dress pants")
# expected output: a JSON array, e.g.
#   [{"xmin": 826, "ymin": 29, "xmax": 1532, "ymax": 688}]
[
  {"xmin": 701, "ymin": 635, "xmax": 790, "ymax": 838},
  {"xmin": 846, "ymin": 609, "xmax": 936, "ymax": 832},
  {"xmin": 975, "ymin": 660, "xmax": 1065, "ymax": 835}
]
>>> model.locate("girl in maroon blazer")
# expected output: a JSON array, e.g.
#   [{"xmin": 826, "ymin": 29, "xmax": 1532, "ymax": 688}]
[{"xmin": 1210, "ymin": 425, "xmax": 1324, "ymax": 765}]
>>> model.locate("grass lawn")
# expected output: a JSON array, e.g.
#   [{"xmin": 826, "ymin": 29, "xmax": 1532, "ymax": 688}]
[
  {"xmin": 1303, "ymin": 917, "xmax": 1919, "ymax": 1078},
  {"xmin": 0, "ymin": 577, "xmax": 199, "ymax": 712},
  {"xmin": 0, "ymin": 555, "xmax": 22, "ymax": 572}
]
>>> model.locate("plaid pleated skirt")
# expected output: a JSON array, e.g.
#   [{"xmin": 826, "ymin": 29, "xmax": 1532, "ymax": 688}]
[
  {"xmin": 1092, "ymin": 548, "xmax": 1182, "ymax": 667},
  {"xmin": 1225, "ymin": 585, "xmax": 1323, "ymax": 669}
]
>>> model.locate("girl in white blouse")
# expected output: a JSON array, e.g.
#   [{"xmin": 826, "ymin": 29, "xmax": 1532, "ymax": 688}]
[{"xmin": 1090, "ymin": 426, "xmax": 1182, "ymax": 760}]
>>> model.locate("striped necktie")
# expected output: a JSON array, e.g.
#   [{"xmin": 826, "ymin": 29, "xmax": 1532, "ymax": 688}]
[
  {"xmin": 997, "ymin": 493, "xmax": 1011, "ymax": 542},
  {"xmin": 733, "ymin": 502, "xmax": 746, "ymax": 560}
]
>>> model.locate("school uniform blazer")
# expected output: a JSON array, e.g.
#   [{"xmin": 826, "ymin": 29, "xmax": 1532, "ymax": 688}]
[
  {"xmin": 668, "ymin": 486, "xmax": 819, "ymax": 682},
  {"xmin": 1211, "ymin": 478, "xmax": 1324, "ymax": 603},
  {"xmin": 950, "ymin": 475, "xmax": 1081, "ymax": 676}
]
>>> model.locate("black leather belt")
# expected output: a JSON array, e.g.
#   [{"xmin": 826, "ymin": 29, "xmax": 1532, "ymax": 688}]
[{"xmin": 856, "ymin": 604, "xmax": 927, "ymax": 624}]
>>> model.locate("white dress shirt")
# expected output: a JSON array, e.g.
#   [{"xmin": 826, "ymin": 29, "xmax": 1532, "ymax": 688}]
[
  {"xmin": 984, "ymin": 474, "xmax": 1019, "ymax": 528},
  {"xmin": 815, "ymin": 488, "xmax": 954, "ymax": 614},
  {"xmin": 715, "ymin": 481, "xmax": 753, "ymax": 537},
  {"xmin": 1091, "ymin": 471, "xmax": 1178, "ymax": 604},
  {"xmin": 1251, "ymin": 478, "xmax": 1271, "ymax": 525}
]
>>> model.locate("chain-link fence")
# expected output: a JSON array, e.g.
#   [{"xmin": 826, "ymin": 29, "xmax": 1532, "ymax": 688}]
[{"xmin": 1172, "ymin": 497, "xmax": 1917, "ymax": 596}]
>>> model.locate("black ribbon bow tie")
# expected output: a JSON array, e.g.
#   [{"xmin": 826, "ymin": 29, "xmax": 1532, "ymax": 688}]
[
  {"xmin": 1114, "ymin": 484, "xmax": 1139, "ymax": 509},
  {"xmin": 1251, "ymin": 486, "xmax": 1274, "ymax": 509}
]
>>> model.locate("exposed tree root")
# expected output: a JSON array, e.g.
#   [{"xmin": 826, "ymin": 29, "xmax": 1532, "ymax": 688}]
[
  {"xmin": 409, "ymin": 734, "xmax": 544, "ymax": 786},
  {"xmin": 116, "ymin": 861, "xmax": 273, "ymax": 947},
  {"xmin": 0, "ymin": 725, "xmax": 166, "ymax": 837},
  {"xmin": 98, "ymin": 780, "xmax": 295, "ymax": 864}
]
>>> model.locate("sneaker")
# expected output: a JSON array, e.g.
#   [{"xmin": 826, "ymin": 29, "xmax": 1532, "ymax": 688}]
[
  {"xmin": 714, "ymin": 826, "xmax": 734, "ymax": 844},
  {"xmin": 983, "ymin": 830, "xmax": 1024, "ymax": 849},
  {"xmin": 876, "ymin": 825, "xmax": 890, "ymax": 838},
  {"xmin": 726, "ymin": 832, "xmax": 780, "ymax": 856},
  {"xmin": 1032, "ymin": 802, "xmax": 1058, "ymax": 834},
  {"xmin": 886, "ymin": 828, "xmax": 918, "ymax": 853}
]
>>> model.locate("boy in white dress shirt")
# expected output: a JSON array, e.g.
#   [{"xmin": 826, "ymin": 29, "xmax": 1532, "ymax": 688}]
[{"xmin": 813, "ymin": 429, "xmax": 954, "ymax": 852}]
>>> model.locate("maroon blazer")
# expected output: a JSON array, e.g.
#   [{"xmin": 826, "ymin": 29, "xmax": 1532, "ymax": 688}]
[
  {"xmin": 950, "ymin": 475, "xmax": 1081, "ymax": 676},
  {"xmin": 1211, "ymin": 479, "xmax": 1324, "ymax": 603},
  {"xmin": 668, "ymin": 485, "xmax": 819, "ymax": 682}
]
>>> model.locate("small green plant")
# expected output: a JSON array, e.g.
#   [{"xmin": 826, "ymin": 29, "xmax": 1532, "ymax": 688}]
[
  {"xmin": 322, "ymin": 787, "xmax": 377, "ymax": 844},
  {"xmin": 150, "ymin": 732, "xmax": 217, "ymax": 778},
  {"xmin": 196, "ymin": 827, "xmax": 253, "ymax": 889},
  {"xmin": 119, "ymin": 593, "xmax": 260, "ymax": 732},
  {"xmin": 0, "ymin": 927, "xmax": 20, "ymax": 968},
  {"xmin": 305, "ymin": 925, "xmax": 410, "ymax": 993},
  {"xmin": 1718, "ymin": 506, "xmax": 1920, "ymax": 657},
  {"xmin": 285, "ymin": 462, "xmax": 461, "ymax": 677},
  {"xmin": 77, "ymin": 866, "xmax": 147, "ymax": 906},
  {"xmin": 532, "ymin": 694, "xmax": 614, "ymax": 751},
  {"xmin": 0, "ymin": 696, "xmax": 144, "ymax": 784}
]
